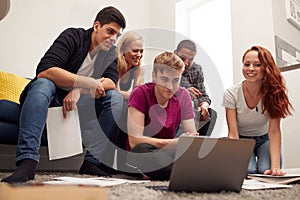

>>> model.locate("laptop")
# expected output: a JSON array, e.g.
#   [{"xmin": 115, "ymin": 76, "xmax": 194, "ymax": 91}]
[{"xmin": 167, "ymin": 136, "xmax": 255, "ymax": 193}]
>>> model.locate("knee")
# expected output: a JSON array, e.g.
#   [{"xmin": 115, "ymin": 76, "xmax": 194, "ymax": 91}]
[
  {"xmin": 208, "ymin": 108, "xmax": 217, "ymax": 119},
  {"xmin": 104, "ymin": 90, "xmax": 123, "ymax": 105},
  {"xmin": 131, "ymin": 143, "xmax": 157, "ymax": 153},
  {"xmin": 32, "ymin": 78, "xmax": 55, "ymax": 87},
  {"xmin": 108, "ymin": 90, "xmax": 123, "ymax": 114},
  {"xmin": 29, "ymin": 78, "xmax": 56, "ymax": 96},
  {"xmin": 247, "ymin": 155, "xmax": 258, "ymax": 174},
  {"xmin": 112, "ymin": 90, "xmax": 123, "ymax": 104},
  {"xmin": 247, "ymin": 166, "xmax": 257, "ymax": 174},
  {"xmin": 257, "ymin": 159, "xmax": 271, "ymax": 174},
  {"xmin": 247, "ymin": 161, "xmax": 257, "ymax": 174}
]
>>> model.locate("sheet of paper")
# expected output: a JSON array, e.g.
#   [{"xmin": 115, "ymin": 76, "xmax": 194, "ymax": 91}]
[
  {"xmin": 43, "ymin": 177, "xmax": 150, "ymax": 187},
  {"xmin": 242, "ymin": 179, "xmax": 292, "ymax": 190},
  {"xmin": 91, "ymin": 177, "xmax": 151, "ymax": 184},
  {"xmin": 46, "ymin": 107, "xmax": 83, "ymax": 160},
  {"xmin": 249, "ymin": 173, "xmax": 300, "ymax": 178}
]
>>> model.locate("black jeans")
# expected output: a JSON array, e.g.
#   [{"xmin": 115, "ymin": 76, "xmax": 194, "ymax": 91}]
[
  {"xmin": 126, "ymin": 143, "xmax": 176, "ymax": 180},
  {"xmin": 176, "ymin": 108, "xmax": 217, "ymax": 137}
]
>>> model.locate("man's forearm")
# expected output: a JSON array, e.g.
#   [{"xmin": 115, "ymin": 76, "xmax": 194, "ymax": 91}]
[
  {"xmin": 38, "ymin": 67, "xmax": 98, "ymax": 89},
  {"xmin": 37, "ymin": 67, "xmax": 117, "ymax": 90},
  {"xmin": 99, "ymin": 77, "xmax": 116, "ymax": 90}
]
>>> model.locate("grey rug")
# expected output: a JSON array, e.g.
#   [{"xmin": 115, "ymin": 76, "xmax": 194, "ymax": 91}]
[{"xmin": 1, "ymin": 172, "xmax": 300, "ymax": 200}]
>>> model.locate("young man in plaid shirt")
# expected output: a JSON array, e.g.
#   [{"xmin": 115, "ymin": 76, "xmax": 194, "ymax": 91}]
[{"xmin": 174, "ymin": 39, "xmax": 217, "ymax": 136}]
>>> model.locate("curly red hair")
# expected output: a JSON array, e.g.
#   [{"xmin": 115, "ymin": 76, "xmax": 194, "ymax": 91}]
[{"xmin": 242, "ymin": 46, "xmax": 293, "ymax": 118}]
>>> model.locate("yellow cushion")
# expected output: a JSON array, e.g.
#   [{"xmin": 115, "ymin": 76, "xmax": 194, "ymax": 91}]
[{"xmin": 0, "ymin": 70, "xmax": 30, "ymax": 104}]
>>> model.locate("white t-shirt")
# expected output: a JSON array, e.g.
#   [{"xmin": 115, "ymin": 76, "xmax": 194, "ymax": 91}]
[
  {"xmin": 60, "ymin": 52, "xmax": 98, "ymax": 91},
  {"xmin": 77, "ymin": 52, "xmax": 98, "ymax": 77},
  {"xmin": 222, "ymin": 82, "xmax": 269, "ymax": 136}
]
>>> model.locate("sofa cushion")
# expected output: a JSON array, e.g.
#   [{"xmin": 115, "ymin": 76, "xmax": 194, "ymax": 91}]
[
  {"xmin": 0, "ymin": 100, "xmax": 20, "ymax": 124},
  {"xmin": 0, "ymin": 70, "xmax": 30, "ymax": 104},
  {"xmin": 0, "ymin": 121, "xmax": 19, "ymax": 144}
]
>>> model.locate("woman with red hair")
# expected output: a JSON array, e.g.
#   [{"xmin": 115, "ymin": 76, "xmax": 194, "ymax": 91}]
[{"xmin": 223, "ymin": 46, "xmax": 293, "ymax": 176}]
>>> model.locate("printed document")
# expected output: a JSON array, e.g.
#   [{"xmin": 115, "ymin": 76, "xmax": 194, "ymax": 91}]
[{"xmin": 46, "ymin": 107, "xmax": 83, "ymax": 160}]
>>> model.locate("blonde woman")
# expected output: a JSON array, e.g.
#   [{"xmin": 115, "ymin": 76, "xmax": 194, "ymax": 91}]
[
  {"xmin": 114, "ymin": 31, "xmax": 145, "ymax": 173},
  {"xmin": 116, "ymin": 31, "xmax": 145, "ymax": 99}
]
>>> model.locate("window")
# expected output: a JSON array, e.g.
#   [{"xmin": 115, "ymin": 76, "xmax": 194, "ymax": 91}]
[{"xmin": 176, "ymin": 0, "xmax": 233, "ymax": 137}]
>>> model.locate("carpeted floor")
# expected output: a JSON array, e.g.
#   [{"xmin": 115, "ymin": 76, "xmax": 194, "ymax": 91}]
[{"xmin": 1, "ymin": 172, "xmax": 300, "ymax": 200}]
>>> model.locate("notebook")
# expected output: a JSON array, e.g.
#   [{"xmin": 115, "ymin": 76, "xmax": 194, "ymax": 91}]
[{"xmin": 167, "ymin": 136, "xmax": 255, "ymax": 193}]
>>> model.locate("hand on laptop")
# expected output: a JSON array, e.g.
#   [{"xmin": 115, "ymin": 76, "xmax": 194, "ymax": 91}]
[{"xmin": 264, "ymin": 168, "xmax": 286, "ymax": 176}]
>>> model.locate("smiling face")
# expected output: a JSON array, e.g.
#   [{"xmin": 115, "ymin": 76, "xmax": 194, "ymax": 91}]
[
  {"xmin": 92, "ymin": 21, "xmax": 122, "ymax": 52},
  {"xmin": 124, "ymin": 39, "xmax": 144, "ymax": 68},
  {"xmin": 242, "ymin": 50, "xmax": 265, "ymax": 83}
]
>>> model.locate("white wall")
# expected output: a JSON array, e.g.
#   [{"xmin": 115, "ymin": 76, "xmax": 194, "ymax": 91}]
[
  {"xmin": 271, "ymin": 0, "xmax": 300, "ymax": 168},
  {"xmin": 135, "ymin": 0, "xmax": 178, "ymax": 83},
  {"xmin": 231, "ymin": 0, "xmax": 275, "ymax": 83},
  {"xmin": 150, "ymin": 0, "xmax": 177, "ymax": 29},
  {"xmin": 0, "ymin": 0, "xmax": 152, "ymax": 77},
  {"xmin": 281, "ymin": 69, "xmax": 300, "ymax": 168},
  {"xmin": 272, "ymin": 0, "xmax": 300, "ymax": 49}
]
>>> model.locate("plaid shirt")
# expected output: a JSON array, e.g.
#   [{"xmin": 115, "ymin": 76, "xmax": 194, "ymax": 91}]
[{"xmin": 180, "ymin": 62, "xmax": 211, "ymax": 108}]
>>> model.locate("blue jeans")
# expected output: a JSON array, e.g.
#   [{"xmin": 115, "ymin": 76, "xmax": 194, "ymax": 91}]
[
  {"xmin": 240, "ymin": 134, "xmax": 282, "ymax": 174},
  {"xmin": 16, "ymin": 78, "xmax": 122, "ymax": 166}
]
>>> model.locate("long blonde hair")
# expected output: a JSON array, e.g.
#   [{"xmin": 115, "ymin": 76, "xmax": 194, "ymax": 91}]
[{"xmin": 116, "ymin": 31, "xmax": 144, "ymax": 77}]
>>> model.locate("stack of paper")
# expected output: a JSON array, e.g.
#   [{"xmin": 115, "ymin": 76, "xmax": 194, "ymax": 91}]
[
  {"xmin": 247, "ymin": 173, "xmax": 300, "ymax": 185},
  {"xmin": 244, "ymin": 168, "xmax": 300, "ymax": 190}
]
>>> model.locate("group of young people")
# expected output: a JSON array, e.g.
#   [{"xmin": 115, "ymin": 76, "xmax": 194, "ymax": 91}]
[{"xmin": 1, "ymin": 6, "xmax": 293, "ymax": 184}]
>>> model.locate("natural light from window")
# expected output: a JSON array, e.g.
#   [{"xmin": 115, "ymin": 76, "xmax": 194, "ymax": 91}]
[{"xmin": 176, "ymin": 0, "xmax": 233, "ymax": 137}]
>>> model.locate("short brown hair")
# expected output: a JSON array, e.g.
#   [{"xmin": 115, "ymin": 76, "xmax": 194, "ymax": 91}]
[
  {"xmin": 94, "ymin": 6, "xmax": 126, "ymax": 29},
  {"xmin": 153, "ymin": 52, "xmax": 184, "ymax": 74}
]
